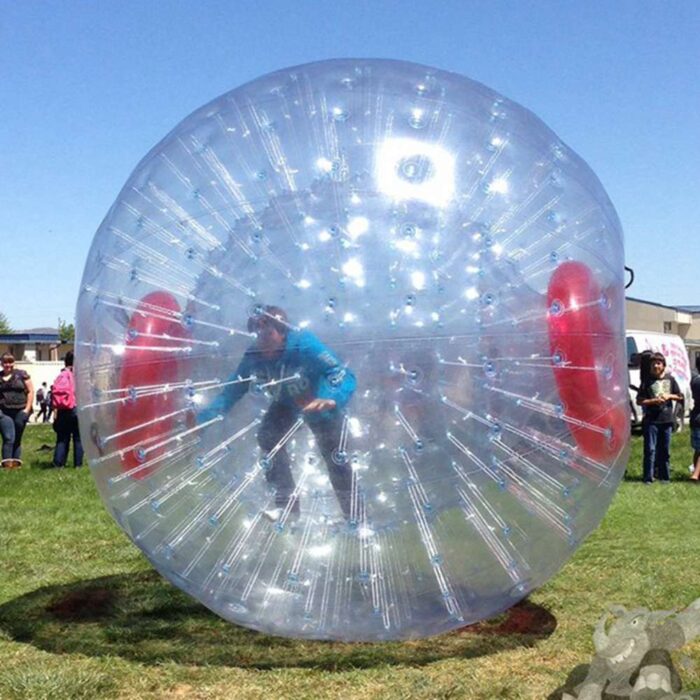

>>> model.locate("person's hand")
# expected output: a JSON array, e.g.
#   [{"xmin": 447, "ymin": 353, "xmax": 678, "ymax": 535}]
[{"xmin": 303, "ymin": 398, "xmax": 336, "ymax": 413}]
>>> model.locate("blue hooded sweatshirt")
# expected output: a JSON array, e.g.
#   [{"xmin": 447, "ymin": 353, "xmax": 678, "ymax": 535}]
[{"xmin": 198, "ymin": 329, "xmax": 355, "ymax": 423}]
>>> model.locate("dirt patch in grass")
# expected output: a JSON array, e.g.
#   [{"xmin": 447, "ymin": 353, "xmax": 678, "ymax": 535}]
[
  {"xmin": 47, "ymin": 587, "xmax": 115, "ymax": 621},
  {"xmin": 461, "ymin": 599, "xmax": 557, "ymax": 637}
]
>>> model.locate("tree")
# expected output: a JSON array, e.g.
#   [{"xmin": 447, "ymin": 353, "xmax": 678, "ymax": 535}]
[
  {"xmin": 0, "ymin": 312, "xmax": 11, "ymax": 334},
  {"xmin": 58, "ymin": 318, "xmax": 75, "ymax": 343}
]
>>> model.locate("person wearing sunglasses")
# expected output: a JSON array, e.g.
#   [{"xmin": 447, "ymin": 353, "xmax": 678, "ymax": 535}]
[{"xmin": 0, "ymin": 352, "xmax": 34, "ymax": 467}]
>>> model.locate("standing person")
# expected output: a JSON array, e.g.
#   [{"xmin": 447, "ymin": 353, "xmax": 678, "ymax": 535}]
[
  {"xmin": 636, "ymin": 352, "xmax": 683, "ymax": 484},
  {"xmin": 34, "ymin": 382, "xmax": 44, "ymax": 421},
  {"xmin": 35, "ymin": 382, "xmax": 50, "ymax": 423},
  {"xmin": 45, "ymin": 386, "xmax": 54, "ymax": 423},
  {"xmin": 198, "ymin": 305, "xmax": 356, "ymax": 522},
  {"xmin": 690, "ymin": 356, "xmax": 700, "ymax": 482},
  {"xmin": 51, "ymin": 351, "xmax": 83, "ymax": 468},
  {"xmin": 0, "ymin": 352, "xmax": 34, "ymax": 467}
]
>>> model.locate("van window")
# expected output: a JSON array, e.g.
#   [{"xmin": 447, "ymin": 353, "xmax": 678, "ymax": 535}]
[{"xmin": 626, "ymin": 337, "xmax": 638, "ymax": 365}]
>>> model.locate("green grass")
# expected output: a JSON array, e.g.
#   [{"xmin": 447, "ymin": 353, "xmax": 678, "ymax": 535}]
[{"xmin": 1, "ymin": 424, "xmax": 699, "ymax": 699}]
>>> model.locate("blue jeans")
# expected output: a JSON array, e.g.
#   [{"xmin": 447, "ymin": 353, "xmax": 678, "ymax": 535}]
[
  {"xmin": 0, "ymin": 408, "xmax": 29, "ymax": 461},
  {"xmin": 642, "ymin": 421, "xmax": 673, "ymax": 482},
  {"xmin": 53, "ymin": 408, "xmax": 84, "ymax": 467}
]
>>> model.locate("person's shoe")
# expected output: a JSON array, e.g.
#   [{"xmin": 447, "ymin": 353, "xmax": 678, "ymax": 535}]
[
  {"xmin": 263, "ymin": 502, "xmax": 301, "ymax": 523},
  {"xmin": 262, "ymin": 508, "xmax": 284, "ymax": 523},
  {"xmin": 659, "ymin": 480, "xmax": 671, "ymax": 484},
  {"xmin": 1, "ymin": 459, "xmax": 22, "ymax": 469}
]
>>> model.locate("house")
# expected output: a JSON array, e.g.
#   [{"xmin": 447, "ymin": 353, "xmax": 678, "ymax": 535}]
[
  {"xmin": 625, "ymin": 298, "xmax": 700, "ymax": 367},
  {"xmin": 0, "ymin": 328, "xmax": 62, "ymax": 362}
]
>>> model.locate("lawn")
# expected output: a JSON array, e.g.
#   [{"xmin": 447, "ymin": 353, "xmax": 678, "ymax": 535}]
[{"xmin": 1, "ymin": 424, "xmax": 699, "ymax": 699}]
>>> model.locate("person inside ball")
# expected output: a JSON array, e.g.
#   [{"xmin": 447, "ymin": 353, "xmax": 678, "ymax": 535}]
[{"xmin": 198, "ymin": 305, "xmax": 356, "ymax": 523}]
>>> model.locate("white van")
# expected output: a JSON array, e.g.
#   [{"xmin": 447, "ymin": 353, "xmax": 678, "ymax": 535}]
[{"xmin": 626, "ymin": 330, "xmax": 693, "ymax": 430}]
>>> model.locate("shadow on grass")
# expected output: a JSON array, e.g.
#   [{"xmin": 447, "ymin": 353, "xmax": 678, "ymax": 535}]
[{"xmin": 0, "ymin": 571, "xmax": 556, "ymax": 670}]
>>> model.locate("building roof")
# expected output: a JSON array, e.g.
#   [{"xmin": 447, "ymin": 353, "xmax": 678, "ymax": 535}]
[
  {"xmin": 627, "ymin": 297, "xmax": 700, "ymax": 314},
  {"xmin": 0, "ymin": 329, "xmax": 60, "ymax": 344}
]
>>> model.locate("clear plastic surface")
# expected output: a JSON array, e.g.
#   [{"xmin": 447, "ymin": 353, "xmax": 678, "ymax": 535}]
[{"xmin": 76, "ymin": 59, "xmax": 629, "ymax": 640}]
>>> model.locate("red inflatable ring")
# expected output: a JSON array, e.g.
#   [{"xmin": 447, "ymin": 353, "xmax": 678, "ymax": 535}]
[
  {"xmin": 115, "ymin": 291, "xmax": 187, "ymax": 479},
  {"xmin": 547, "ymin": 261, "xmax": 627, "ymax": 461}
]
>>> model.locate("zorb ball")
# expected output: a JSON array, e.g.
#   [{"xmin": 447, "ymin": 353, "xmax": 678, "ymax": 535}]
[{"xmin": 76, "ymin": 59, "xmax": 629, "ymax": 641}]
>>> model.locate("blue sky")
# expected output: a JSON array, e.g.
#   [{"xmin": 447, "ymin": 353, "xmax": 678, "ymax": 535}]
[{"xmin": 2, "ymin": 0, "xmax": 698, "ymax": 329}]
